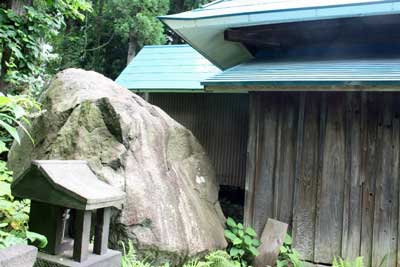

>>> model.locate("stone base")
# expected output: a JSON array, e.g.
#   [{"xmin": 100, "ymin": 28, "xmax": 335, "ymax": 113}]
[
  {"xmin": 34, "ymin": 249, "xmax": 121, "ymax": 267},
  {"xmin": 0, "ymin": 245, "xmax": 38, "ymax": 267}
]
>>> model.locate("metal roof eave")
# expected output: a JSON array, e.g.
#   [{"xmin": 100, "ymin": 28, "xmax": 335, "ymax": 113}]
[
  {"xmin": 127, "ymin": 88, "xmax": 248, "ymax": 94},
  {"xmin": 159, "ymin": 0, "xmax": 400, "ymax": 69},
  {"xmin": 159, "ymin": 0, "xmax": 400, "ymax": 21},
  {"xmin": 203, "ymin": 81, "xmax": 400, "ymax": 92},
  {"xmin": 128, "ymin": 88, "xmax": 205, "ymax": 93}
]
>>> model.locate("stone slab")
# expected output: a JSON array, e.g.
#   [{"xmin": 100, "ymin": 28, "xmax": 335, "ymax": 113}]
[
  {"xmin": 34, "ymin": 249, "xmax": 121, "ymax": 267},
  {"xmin": 0, "ymin": 245, "xmax": 38, "ymax": 267}
]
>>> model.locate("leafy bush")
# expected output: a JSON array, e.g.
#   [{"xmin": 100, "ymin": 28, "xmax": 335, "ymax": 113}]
[
  {"xmin": 224, "ymin": 217, "xmax": 260, "ymax": 267},
  {"xmin": 276, "ymin": 234, "xmax": 303, "ymax": 267},
  {"xmin": 120, "ymin": 240, "xmax": 169, "ymax": 267},
  {"xmin": 0, "ymin": 93, "xmax": 40, "ymax": 148},
  {"xmin": 120, "ymin": 240, "xmax": 241, "ymax": 267},
  {"xmin": 203, "ymin": 250, "xmax": 240, "ymax": 267},
  {"xmin": 183, "ymin": 250, "xmax": 241, "ymax": 267},
  {"xmin": 0, "ymin": 161, "xmax": 47, "ymax": 248},
  {"xmin": 0, "ymin": 1, "xmax": 92, "ymax": 96},
  {"xmin": 0, "ymin": 94, "xmax": 46, "ymax": 249},
  {"xmin": 332, "ymin": 257, "xmax": 364, "ymax": 267}
]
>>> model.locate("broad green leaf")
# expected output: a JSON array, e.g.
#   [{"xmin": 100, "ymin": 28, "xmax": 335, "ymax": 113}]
[
  {"xmin": 232, "ymin": 237, "xmax": 242, "ymax": 245},
  {"xmin": 0, "ymin": 141, "xmax": 9, "ymax": 154},
  {"xmin": 0, "ymin": 96, "xmax": 11, "ymax": 107},
  {"xmin": 248, "ymin": 246, "xmax": 259, "ymax": 256},
  {"xmin": 237, "ymin": 229, "xmax": 244, "ymax": 237},
  {"xmin": 245, "ymin": 227, "xmax": 257, "ymax": 237},
  {"xmin": 26, "ymin": 231, "xmax": 48, "ymax": 248},
  {"xmin": 284, "ymin": 234, "xmax": 293, "ymax": 245},
  {"xmin": 252, "ymin": 239, "xmax": 260, "ymax": 247},
  {"xmin": 277, "ymin": 260, "xmax": 289, "ymax": 267},
  {"xmin": 0, "ymin": 199, "xmax": 13, "ymax": 210},
  {"xmin": 229, "ymin": 247, "xmax": 241, "ymax": 257},
  {"xmin": 0, "ymin": 120, "xmax": 20, "ymax": 144},
  {"xmin": 243, "ymin": 235, "xmax": 252, "ymax": 246},
  {"xmin": 0, "ymin": 181, "xmax": 11, "ymax": 197},
  {"xmin": 226, "ymin": 217, "xmax": 237, "ymax": 228},
  {"xmin": 12, "ymin": 105, "xmax": 25, "ymax": 119},
  {"xmin": 224, "ymin": 229, "xmax": 238, "ymax": 241}
]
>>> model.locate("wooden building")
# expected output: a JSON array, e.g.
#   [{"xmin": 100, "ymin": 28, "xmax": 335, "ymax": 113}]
[
  {"xmin": 160, "ymin": 0, "xmax": 400, "ymax": 266},
  {"xmin": 116, "ymin": 45, "xmax": 249, "ymax": 189}
]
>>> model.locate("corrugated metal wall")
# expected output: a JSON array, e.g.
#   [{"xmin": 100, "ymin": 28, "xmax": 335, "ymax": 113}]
[{"xmin": 149, "ymin": 93, "xmax": 248, "ymax": 188}]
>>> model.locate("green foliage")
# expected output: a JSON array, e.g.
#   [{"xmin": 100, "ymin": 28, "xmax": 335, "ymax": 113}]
[
  {"xmin": 0, "ymin": 157, "xmax": 47, "ymax": 249},
  {"xmin": 332, "ymin": 257, "xmax": 364, "ymax": 267},
  {"xmin": 277, "ymin": 234, "xmax": 303, "ymax": 267},
  {"xmin": 224, "ymin": 217, "xmax": 260, "ymax": 267},
  {"xmin": 332, "ymin": 255, "xmax": 389, "ymax": 267},
  {"xmin": 0, "ymin": 93, "xmax": 40, "ymax": 147},
  {"xmin": 120, "ymin": 240, "xmax": 169, "ymax": 267},
  {"xmin": 120, "ymin": 240, "xmax": 241, "ymax": 267},
  {"xmin": 54, "ymin": 0, "xmax": 170, "ymax": 79},
  {"xmin": 0, "ymin": 0, "xmax": 91, "ymax": 96},
  {"xmin": 112, "ymin": 0, "xmax": 169, "ymax": 43},
  {"xmin": 183, "ymin": 250, "xmax": 241, "ymax": 267},
  {"xmin": 0, "ymin": 94, "xmax": 46, "ymax": 248}
]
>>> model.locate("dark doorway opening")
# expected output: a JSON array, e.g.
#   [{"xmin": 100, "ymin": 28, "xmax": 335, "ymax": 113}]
[{"xmin": 219, "ymin": 185, "xmax": 245, "ymax": 223}]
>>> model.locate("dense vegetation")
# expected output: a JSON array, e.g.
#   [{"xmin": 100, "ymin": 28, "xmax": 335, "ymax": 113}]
[
  {"xmin": 0, "ymin": 0, "xmax": 210, "ymax": 250},
  {"xmin": 0, "ymin": 0, "xmax": 212, "ymax": 96}
]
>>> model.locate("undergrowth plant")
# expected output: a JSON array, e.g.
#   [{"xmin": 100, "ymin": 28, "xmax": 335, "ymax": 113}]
[
  {"xmin": 332, "ymin": 255, "xmax": 389, "ymax": 267},
  {"xmin": 183, "ymin": 250, "xmax": 241, "ymax": 267},
  {"xmin": 332, "ymin": 257, "xmax": 364, "ymax": 267},
  {"xmin": 224, "ymin": 217, "xmax": 260, "ymax": 267},
  {"xmin": 277, "ymin": 234, "xmax": 303, "ymax": 267},
  {"xmin": 0, "ymin": 94, "xmax": 46, "ymax": 248},
  {"xmin": 120, "ymin": 240, "xmax": 169, "ymax": 267}
]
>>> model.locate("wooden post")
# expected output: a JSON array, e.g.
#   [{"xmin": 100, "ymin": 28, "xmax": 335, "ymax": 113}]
[
  {"xmin": 94, "ymin": 208, "xmax": 111, "ymax": 255},
  {"xmin": 254, "ymin": 219, "xmax": 288, "ymax": 267},
  {"xmin": 29, "ymin": 201, "xmax": 64, "ymax": 255},
  {"xmin": 73, "ymin": 210, "xmax": 92, "ymax": 262},
  {"xmin": 244, "ymin": 93, "xmax": 260, "ymax": 228}
]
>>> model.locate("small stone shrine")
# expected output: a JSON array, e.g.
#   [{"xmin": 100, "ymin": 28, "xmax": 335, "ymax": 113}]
[{"xmin": 11, "ymin": 160, "xmax": 125, "ymax": 267}]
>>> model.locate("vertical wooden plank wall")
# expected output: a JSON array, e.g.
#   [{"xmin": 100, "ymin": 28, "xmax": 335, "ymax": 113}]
[{"xmin": 245, "ymin": 92, "xmax": 400, "ymax": 266}]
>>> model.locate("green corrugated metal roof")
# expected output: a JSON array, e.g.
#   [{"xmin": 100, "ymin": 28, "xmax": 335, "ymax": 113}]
[
  {"xmin": 160, "ymin": 0, "xmax": 400, "ymax": 20},
  {"xmin": 202, "ymin": 58, "xmax": 400, "ymax": 90},
  {"xmin": 115, "ymin": 45, "xmax": 220, "ymax": 92},
  {"xmin": 159, "ymin": 0, "xmax": 400, "ymax": 70}
]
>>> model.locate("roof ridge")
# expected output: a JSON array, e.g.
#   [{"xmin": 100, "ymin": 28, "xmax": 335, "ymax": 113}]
[{"xmin": 143, "ymin": 44, "xmax": 190, "ymax": 48}]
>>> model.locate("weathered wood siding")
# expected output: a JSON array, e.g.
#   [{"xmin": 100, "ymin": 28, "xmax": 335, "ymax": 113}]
[
  {"xmin": 245, "ymin": 92, "xmax": 400, "ymax": 266},
  {"xmin": 149, "ymin": 93, "xmax": 249, "ymax": 188}
]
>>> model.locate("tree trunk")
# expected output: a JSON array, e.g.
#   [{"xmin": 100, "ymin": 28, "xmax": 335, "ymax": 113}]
[
  {"xmin": 11, "ymin": 0, "xmax": 32, "ymax": 15},
  {"xmin": 93, "ymin": 0, "xmax": 105, "ymax": 69},
  {"xmin": 126, "ymin": 31, "xmax": 136, "ymax": 65}
]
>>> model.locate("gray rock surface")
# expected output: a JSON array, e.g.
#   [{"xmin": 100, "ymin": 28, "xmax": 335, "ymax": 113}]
[
  {"xmin": 0, "ymin": 245, "xmax": 38, "ymax": 267},
  {"xmin": 8, "ymin": 69, "xmax": 227, "ymax": 265}
]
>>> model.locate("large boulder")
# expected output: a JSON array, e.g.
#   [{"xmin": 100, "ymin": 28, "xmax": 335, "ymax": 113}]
[{"xmin": 8, "ymin": 69, "xmax": 227, "ymax": 265}]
